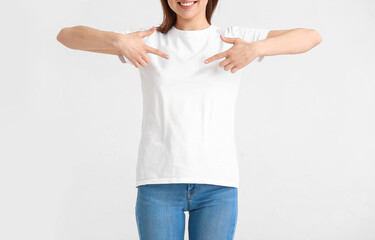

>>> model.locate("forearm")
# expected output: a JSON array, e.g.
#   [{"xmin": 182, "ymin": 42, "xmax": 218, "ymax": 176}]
[
  {"xmin": 57, "ymin": 25, "xmax": 122, "ymax": 55},
  {"xmin": 254, "ymin": 28, "xmax": 322, "ymax": 57}
]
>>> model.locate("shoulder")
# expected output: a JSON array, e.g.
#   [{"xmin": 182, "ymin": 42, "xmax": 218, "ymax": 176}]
[
  {"xmin": 219, "ymin": 25, "xmax": 270, "ymax": 42},
  {"xmin": 223, "ymin": 25, "xmax": 255, "ymax": 36},
  {"xmin": 213, "ymin": 25, "xmax": 255, "ymax": 38}
]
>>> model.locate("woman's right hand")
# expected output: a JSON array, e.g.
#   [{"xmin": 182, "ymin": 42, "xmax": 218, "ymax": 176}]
[{"xmin": 114, "ymin": 26, "xmax": 169, "ymax": 68}]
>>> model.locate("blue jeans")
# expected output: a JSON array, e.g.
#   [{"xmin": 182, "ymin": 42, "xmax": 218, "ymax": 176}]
[{"xmin": 135, "ymin": 183, "xmax": 238, "ymax": 240}]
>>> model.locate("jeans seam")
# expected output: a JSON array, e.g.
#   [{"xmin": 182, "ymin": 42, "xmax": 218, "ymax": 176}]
[
  {"xmin": 187, "ymin": 184, "xmax": 190, "ymax": 210},
  {"xmin": 192, "ymin": 184, "xmax": 198, "ymax": 195},
  {"xmin": 230, "ymin": 189, "xmax": 238, "ymax": 240},
  {"xmin": 136, "ymin": 193, "xmax": 142, "ymax": 239}
]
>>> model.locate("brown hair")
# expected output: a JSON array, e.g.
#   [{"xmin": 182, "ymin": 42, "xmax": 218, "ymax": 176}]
[{"xmin": 156, "ymin": 0, "xmax": 219, "ymax": 34}]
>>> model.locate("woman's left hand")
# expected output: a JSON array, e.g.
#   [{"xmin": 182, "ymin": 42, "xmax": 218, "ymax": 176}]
[{"xmin": 204, "ymin": 35, "xmax": 260, "ymax": 74}]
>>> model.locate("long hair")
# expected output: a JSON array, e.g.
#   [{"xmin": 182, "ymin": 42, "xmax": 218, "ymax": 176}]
[{"xmin": 156, "ymin": 0, "xmax": 219, "ymax": 34}]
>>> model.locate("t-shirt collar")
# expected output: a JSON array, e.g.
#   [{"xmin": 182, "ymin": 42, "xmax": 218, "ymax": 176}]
[{"xmin": 169, "ymin": 24, "xmax": 215, "ymax": 37}]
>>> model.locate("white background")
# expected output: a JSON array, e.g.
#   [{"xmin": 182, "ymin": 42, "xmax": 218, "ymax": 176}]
[{"xmin": 1, "ymin": 0, "xmax": 374, "ymax": 239}]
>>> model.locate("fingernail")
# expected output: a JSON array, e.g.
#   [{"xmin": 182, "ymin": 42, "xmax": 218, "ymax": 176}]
[
  {"xmin": 204, "ymin": 60, "xmax": 208, "ymax": 63},
  {"xmin": 166, "ymin": 55, "xmax": 169, "ymax": 59}
]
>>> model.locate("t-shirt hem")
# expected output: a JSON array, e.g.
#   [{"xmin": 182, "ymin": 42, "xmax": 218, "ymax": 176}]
[{"xmin": 135, "ymin": 177, "xmax": 239, "ymax": 189}]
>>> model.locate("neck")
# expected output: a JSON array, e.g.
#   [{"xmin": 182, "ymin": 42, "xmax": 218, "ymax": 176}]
[{"xmin": 174, "ymin": 16, "xmax": 210, "ymax": 31}]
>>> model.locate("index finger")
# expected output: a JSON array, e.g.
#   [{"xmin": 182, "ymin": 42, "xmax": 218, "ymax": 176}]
[
  {"xmin": 204, "ymin": 51, "xmax": 228, "ymax": 64},
  {"xmin": 145, "ymin": 45, "xmax": 169, "ymax": 59}
]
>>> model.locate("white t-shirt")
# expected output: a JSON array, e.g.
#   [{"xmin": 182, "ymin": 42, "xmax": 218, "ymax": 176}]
[{"xmin": 113, "ymin": 24, "xmax": 269, "ymax": 188}]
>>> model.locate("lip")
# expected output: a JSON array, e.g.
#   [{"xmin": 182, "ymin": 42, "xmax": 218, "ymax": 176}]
[{"xmin": 178, "ymin": 1, "xmax": 197, "ymax": 10}]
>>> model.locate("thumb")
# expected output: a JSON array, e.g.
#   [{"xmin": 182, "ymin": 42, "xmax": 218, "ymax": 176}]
[
  {"xmin": 220, "ymin": 34, "xmax": 236, "ymax": 44},
  {"xmin": 138, "ymin": 26, "xmax": 155, "ymax": 38}
]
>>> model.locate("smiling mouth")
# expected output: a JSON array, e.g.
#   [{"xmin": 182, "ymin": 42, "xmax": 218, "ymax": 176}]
[{"xmin": 178, "ymin": 1, "xmax": 198, "ymax": 7}]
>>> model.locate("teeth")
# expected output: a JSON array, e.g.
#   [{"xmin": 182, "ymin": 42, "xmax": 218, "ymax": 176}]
[{"xmin": 180, "ymin": 2, "xmax": 195, "ymax": 6}]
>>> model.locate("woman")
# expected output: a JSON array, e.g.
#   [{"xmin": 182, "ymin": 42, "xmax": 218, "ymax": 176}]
[{"xmin": 57, "ymin": 0, "xmax": 322, "ymax": 239}]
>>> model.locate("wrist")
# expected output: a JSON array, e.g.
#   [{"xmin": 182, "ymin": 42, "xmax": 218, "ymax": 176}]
[
  {"xmin": 251, "ymin": 40, "xmax": 266, "ymax": 58},
  {"xmin": 110, "ymin": 32, "xmax": 123, "ymax": 50}
]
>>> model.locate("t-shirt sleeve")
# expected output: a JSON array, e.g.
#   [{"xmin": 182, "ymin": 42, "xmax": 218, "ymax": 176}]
[
  {"xmin": 110, "ymin": 26, "xmax": 151, "ymax": 65},
  {"xmin": 227, "ymin": 25, "xmax": 270, "ymax": 62}
]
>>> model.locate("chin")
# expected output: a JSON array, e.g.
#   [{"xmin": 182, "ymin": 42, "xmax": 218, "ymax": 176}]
[{"xmin": 172, "ymin": 0, "xmax": 202, "ymax": 17}]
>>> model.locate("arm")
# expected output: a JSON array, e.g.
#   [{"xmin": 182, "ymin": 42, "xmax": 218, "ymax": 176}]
[
  {"xmin": 253, "ymin": 28, "xmax": 322, "ymax": 57},
  {"xmin": 56, "ymin": 25, "xmax": 123, "ymax": 55},
  {"xmin": 57, "ymin": 25, "xmax": 169, "ymax": 68}
]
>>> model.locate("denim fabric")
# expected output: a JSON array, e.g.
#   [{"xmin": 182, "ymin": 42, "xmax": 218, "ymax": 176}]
[{"xmin": 135, "ymin": 183, "xmax": 238, "ymax": 240}]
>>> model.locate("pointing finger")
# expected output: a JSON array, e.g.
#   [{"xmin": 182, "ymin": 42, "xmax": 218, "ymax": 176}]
[
  {"xmin": 204, "ymin": 51, "xmax": 228, "ymax": 64},
  {"xmin": 145, "ymin": 45, "xmax": 169, "ymax": 59}
]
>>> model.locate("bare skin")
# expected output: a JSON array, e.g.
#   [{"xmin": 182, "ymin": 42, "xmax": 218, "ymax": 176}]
[
  {"xmin": 56, "ymin": 25, "xmax": 168, "ymax": 68},
  {"xmin": 204, "ymin": 28, "xmax": 322, "ymax": 73},
  {"xmin": 57, "ymin": 1, "xmax": 322, "ymax": 73},
  {"xmin": 112, "ymin": 27, "xmax": 169, "ymax": 67}
]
